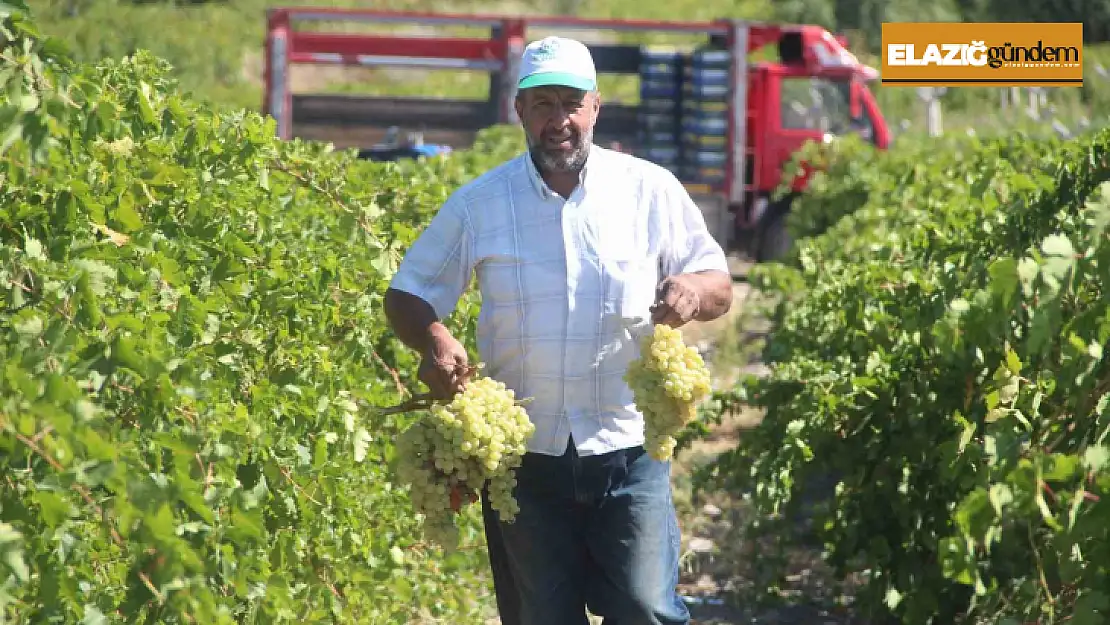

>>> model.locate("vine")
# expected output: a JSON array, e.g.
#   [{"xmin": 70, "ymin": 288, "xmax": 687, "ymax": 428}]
[
  {"xmin": 697, "ymin": 129, "xmax": 1110, "ymax": 623},
  {"xmin": 0, "ymin": 3, "xmax": 523, "ymax": 622}
]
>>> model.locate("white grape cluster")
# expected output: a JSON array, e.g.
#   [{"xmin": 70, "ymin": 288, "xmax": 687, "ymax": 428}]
[
  {"xmin": 624, "ymin": 324, "xmax": 712, "ymax": 461},
  {"xmin": 394, "ymin": 376, "xmax": 535, "ymax": 552}
]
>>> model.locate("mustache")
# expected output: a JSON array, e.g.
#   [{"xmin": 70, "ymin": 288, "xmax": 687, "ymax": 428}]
[{"xmin": 541, "ymin": 129, "xmax": 579, "ymax": 143}]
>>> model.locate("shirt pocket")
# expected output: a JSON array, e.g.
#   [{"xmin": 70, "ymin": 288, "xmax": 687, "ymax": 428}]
[
  {"xmin": 474, "ymin": 250, "xmax": 527, "ymax": 341},
  {"xmin": 475, "ymin": 236, "xmax": 522, "ymax": 305},
  {"xmin": 597, "ymin": 245, "xmax": 657, "ymax": 326},
  {"xmin": 612, "ymin": 257, "xmax": 660, "ymax": 323}
]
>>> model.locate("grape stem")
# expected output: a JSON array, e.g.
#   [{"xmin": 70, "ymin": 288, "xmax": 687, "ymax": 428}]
[
  {"xmin": 373, "ymin": 390, "xmax": 534, "ymax": 416},
  {"xmin": 375, "ymin": 392, "xmax": 438, "ymax": 416}
]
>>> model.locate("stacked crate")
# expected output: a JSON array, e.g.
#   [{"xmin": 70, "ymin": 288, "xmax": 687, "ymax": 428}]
[
  {"xmin": 635, "ymin": 46, "xmax": 684, "ymax": 176},
  {"xmin": 680, "ymin": 46, "xmax": 731, "ymax": 186}
]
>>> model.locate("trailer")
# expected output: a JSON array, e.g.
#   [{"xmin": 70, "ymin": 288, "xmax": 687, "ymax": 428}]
[{"xmin": 262, "ymin": 7, "xmax": 891, "ymax": 261}]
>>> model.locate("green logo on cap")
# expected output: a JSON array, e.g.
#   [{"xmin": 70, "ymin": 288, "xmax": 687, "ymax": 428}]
[{"xmin": 533, "ymin": 38, "xmax": 560, "ymax": 61}]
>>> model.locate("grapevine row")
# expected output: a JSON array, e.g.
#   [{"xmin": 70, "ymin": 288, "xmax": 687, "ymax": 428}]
[
  {"xmin": 0, "ymin": 4, "xmax": 526, "ymax": 622},
  {"xmin": 698, "ymin": 129, "xmax": 1110, "ymax": 622}
]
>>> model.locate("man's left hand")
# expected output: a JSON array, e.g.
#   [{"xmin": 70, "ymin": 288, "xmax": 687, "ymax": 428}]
[{"xmin": 650, "ymin": 275, "xmax": 701, "ymax": 328}]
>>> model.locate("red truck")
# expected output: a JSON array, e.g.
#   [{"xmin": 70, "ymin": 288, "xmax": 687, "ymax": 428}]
[{"xmin": 262, "ymin": 7, "xmax": 891, "ymax": 262}]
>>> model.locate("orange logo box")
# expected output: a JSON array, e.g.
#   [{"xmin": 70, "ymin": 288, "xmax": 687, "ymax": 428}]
[{"xmin": 881, "ymin": 22, "xmax": 1083, "ymax": 87}]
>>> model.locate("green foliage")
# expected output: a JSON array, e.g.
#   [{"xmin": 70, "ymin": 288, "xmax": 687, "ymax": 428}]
[
  {"xmin": 32, "ymin": 0, "xmax": 267, "ymax": 110},
  {"xmin": 777, "ymin": 131, "xmax": 1074, "ymax": 252},
  {"xmin": 0, "ymin": 4, "xmax": 526, "ymax": 622},
  {"xmin": 777, "ymin": 0, "xmax": 1110, "ymax": 47},
  {"xmin": 31, "ymin": 0, "xmax": 1110, "ymax": 141},
  {"xmin": 32, "ymin": 0, "xmax": 455, "ymax": 111},
  {"xmin": 961, "ymin": 0, "xmax": 1110, "ymax": 43},
  {"xmin": 699, "ymin": 115, "xmax": 1110, "ymax": 622}
]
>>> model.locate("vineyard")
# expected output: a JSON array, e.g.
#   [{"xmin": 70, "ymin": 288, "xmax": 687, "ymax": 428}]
[{"xmin": 4, "ymin": 1, "xmax": 1110, "ymax": 624}]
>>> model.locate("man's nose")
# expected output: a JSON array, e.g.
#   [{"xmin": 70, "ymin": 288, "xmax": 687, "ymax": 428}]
[
  {"xmin": 547, "ymin": 103, "xmax": 572, "ymax": 125},
  {"xmin": 547, "ymin": 110, "xmax": 572, "ymax": 131}
]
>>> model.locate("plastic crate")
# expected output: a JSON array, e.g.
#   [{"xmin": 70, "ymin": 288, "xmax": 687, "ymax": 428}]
[
  {"xmin": 681, "ymin": 164, "xmax": 727, "ymax": 184},
  {"xmin": 640, "ymin": 78, "xmax": 683, "ymax": 100},
  {"xmin": 681, "ymin": 112, "xmax": 728, "ymax": 137},
  {"xmin": 685, "ymin": 66, "xmax": 729, "ymax": 88},
  {"xmin": 690, "ymin": 48, "xmax": 731, "ymax": 68},
  {"xmin": 684, "ymin": 148, "xmax": 728, "ymax": 168}
]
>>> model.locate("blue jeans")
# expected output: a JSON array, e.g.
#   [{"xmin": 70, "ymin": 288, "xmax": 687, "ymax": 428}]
[{"xmin": 481, "ymin": 438, "xmax": 690, "ymax": 625}]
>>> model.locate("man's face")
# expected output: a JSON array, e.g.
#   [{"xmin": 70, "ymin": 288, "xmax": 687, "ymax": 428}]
[{"xmin": 515, "ymin": 86, "xmax": 600, "ymax": 174}]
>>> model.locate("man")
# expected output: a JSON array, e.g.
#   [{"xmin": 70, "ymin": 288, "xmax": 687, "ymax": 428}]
[{"xmin": 383, "ymin": 35, "xmax": 733, "ymax": 625}]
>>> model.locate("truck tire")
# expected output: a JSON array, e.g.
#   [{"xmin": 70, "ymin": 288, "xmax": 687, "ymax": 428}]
[{"xmin": 755, "ymin": 207, "xmax": 792, "ymax": 262}]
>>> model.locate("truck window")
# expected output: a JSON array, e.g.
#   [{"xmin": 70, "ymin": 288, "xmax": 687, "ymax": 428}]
[
  {"xmin": 779, "ymin": 76, "xmax": 852, "ymax": 135},
  {"xmin": 780, "ymin": 76, "xmax": 877, "ymax": 144}
]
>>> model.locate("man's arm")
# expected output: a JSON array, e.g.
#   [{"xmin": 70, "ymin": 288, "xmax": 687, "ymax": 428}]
[
  {"xmin": 384, "ymin": 193, "xmax": 476, "ymax": 395},
  {"xmin": 679, "ymin": 269, "xmax": 733, "ymax": 321},
  {"xmin": 654, "ymin": 174, "xmax": 734, "ymax": 325},
  {"xmin": 383, "ymin": 288, "xmax": 454, "ymax": 354}
]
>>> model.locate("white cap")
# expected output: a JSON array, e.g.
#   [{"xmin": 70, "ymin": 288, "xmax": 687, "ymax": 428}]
[{"xmin": 517, "ymin": 36, "xmax": 597, "ymax": 92}]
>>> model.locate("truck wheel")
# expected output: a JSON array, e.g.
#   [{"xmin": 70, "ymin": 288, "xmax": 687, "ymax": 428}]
[{"xmin": 756, "ymin": 209, "xmax": 792, "ymax": 262}]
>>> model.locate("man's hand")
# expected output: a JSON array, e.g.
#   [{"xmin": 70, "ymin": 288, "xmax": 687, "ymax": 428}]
[
  {"xmin": 650, "ymin": 274, "xmax": 701, "ymax": 328},
  {"xmin": 418, "ymin": 327, "xmax": 472, "ymax": 399},
  {"xmin": 449, "ymin": 484, "xmax": 480, "ymax": 513}
]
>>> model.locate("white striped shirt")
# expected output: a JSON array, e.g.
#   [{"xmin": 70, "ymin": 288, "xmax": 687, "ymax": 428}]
[{"xmin": 389, "ymin": 144, "xmax": 730, "ymax": 457}]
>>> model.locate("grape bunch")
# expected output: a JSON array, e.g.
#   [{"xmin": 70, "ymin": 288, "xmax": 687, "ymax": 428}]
[
  {"xmin": 393, "ymin": 376, "xmax": 535, "ymax": 552},
  {"xmin": 624, "ymin": 324, "xmax": 712, "ymax": 461}
]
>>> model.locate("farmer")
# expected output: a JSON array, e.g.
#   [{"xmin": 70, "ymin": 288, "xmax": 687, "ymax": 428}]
[{"xmin": 383, "ymin": 35, "xmax": 733, "ymax": 625}]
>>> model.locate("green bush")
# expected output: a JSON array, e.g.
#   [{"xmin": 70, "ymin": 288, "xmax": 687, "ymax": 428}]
[
  {"xmin": 699, "ymin": 118, "xmax": 1110, "ymax": 623},
  {"xmin": 0, "ymin": 3, "xmax": 525, "ymax": 622}
]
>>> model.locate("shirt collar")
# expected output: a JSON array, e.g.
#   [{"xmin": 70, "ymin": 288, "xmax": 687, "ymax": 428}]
[{"xmin": 524, "ymin": 143, "xmax": 598, "ymax": 200}]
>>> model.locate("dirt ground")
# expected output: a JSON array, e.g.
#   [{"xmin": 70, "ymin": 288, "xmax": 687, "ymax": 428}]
[{"xmin": 607, "ymin": 256, "xmax": 866, "ymax": 625}]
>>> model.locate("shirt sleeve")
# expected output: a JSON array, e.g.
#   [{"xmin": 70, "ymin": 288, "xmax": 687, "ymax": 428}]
[
  {"xmin": 660, "ymin": 174, "xmax": 732, "ymax": 278},
  {"xmin": 388, "ymin": 193, "xmax": 475, "ymax": 321}
]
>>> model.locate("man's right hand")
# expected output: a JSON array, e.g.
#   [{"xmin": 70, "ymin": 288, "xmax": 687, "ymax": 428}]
[{"xmin": 417, "ymin": 327, "xmax": 471, "ymax": 400}]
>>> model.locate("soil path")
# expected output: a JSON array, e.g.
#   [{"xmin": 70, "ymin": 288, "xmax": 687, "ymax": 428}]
[{"xmin": 668, "ymin": 258, "xmax": 866, "ymax": 625}]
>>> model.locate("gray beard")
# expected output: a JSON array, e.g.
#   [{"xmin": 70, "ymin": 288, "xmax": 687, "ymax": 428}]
[{"xmin": 526, "ymin": 128, "xmax": 592, "ymax": 174}]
